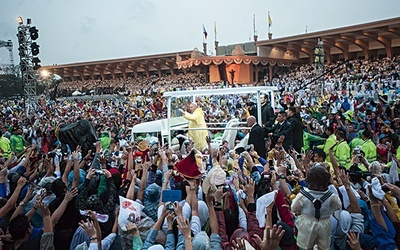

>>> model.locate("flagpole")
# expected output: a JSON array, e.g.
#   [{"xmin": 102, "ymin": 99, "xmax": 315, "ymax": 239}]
[
  {"xmin": 268, "ymin": 11, "xmax": 270, "ymax": 34},
  {"xmin": 214, "ymin": 22, "xmax": 218, "ymax": 55},
  {"xmin": 214, "ymin": 22, "xmax": 217, "ymax": 42},
  {"xmin": 202, "ymin": 24, "xmax": 205, "ymax": 43},
  {"xmin": 253, "ymin": 14, "xmax": 256, "ymax": 36},
  {"xmin": 253, "ymin": 14, "xmax": 258, "ymax": 44}
]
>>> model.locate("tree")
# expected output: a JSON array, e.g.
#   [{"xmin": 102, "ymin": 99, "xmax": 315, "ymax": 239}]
[{"xmin": 0, "ymin": 74, "xmax": 23, "ymax": 99}]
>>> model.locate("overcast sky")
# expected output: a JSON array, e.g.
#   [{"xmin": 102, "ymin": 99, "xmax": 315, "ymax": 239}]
[{"xmin": 0, "ymin": 0, "xmax": 399, "ymax": 66}]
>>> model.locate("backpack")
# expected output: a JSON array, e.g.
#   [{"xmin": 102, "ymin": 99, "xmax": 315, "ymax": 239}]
[{"xmin": 300, "ymin": 189, "xmax": 332, "ymax": 219}]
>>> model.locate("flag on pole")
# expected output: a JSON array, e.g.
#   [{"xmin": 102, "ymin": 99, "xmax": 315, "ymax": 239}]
[
  {"xmin": 203, "ymin": 24, "xmax": 208, "ymax": 39},
  {"xmin": 268, "ymin": 12, "xmax": 272, "ymax": 27}
]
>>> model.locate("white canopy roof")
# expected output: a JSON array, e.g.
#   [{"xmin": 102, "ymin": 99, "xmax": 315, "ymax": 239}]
[
  {"xmin": 71, "ymin": 90, "xmax": 82, "ymax": 96},
  {"xmin": 163, "ymin": 86, "xmax": 278, "ymax": 98}
]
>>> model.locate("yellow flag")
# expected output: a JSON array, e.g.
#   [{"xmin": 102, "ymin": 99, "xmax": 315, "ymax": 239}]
[{"xmin": 268, "ymin": 13, "xmax": 272, "ymax": 27}]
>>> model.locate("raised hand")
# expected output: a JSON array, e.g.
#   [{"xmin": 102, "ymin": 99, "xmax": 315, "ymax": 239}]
[
  {"xmin": 346, "ymin": 230, "xmax": 362, "ymax": 250},
  {"xmin": 84, "ymin": 149, "xmax": 92, "ymax": 161},
  {"xmin": 86, "ymin": 168, "xmax": 96, "ymax": 180},
  {"xmin": 277, "ymin": 164, "xmax": 287, "ymax": 176},
  {"xmin": 23, "ymin": 185, "xmax": 35, "ymax": 202},
  {"xmin": 243, "ymin": 178, "xmax": 255, "ymax": 197},
  {"xmin": 79, "ymin": 220, "xmax": 96, "ymax": 238},
  {"xmin": 177, "ymin": 216, "xmax": 191, "ymax": 240},
  {"xmin": 142, "ymin": 161, "xmax": 152, "ymax": 172},
  {"xmin": 339, "ymin": 169, "xmax": 350, "ymax": 188},
  {"xmin": 65, "ymin": 187, "xmax": 78, "ymax": 202},
  {"xmin": 17, "ymin": 177, "xmax": 28, "ymax": 187},
  {"xmin": 126, "ymin": 222, "xmax": 139, "ymax": 235},
  {"xmin": 173, "ymin": 201, "xmax": 183, "ymax": 217},
  {"xmin": 72, "ymin": 150, "xmax": 79, "ymax": 161},
  {"xmin": 102, "ymin": 169, "xmax": 112, "ymax": 179},
  {"xmin": 214, "ymin": 186, "xmax": 225, "ymax": 202},
  {"xmin": 98, "ymin": 155, "xmax": 107, "ymax": 165},
  {"xmin": 231, "ymin": 238, "xmax": 246, "ymax": 250},
  {"xmin": 254, "ymin": 224, "xmax": 285, "ymax": 250},
  {"xmin": 129, "ymin": 169, "xmax": 137, "ymax": 183},
  {"xmin": 37, "ymin": 200, "xmax": 51, "ymax": 218},
  {"xmin": 302, "ymin": 150, "xmax": 313, "ymax": 167},
  {"xmin": 166, "ymin": 211, "xmax": 175, "ymax": 228}
]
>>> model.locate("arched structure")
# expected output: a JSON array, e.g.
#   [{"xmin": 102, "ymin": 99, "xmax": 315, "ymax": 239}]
[
  {"xmin": 41, "ymin": 50, "xmax": 194, "ymax": 81},
  {"xmin": 257, "ymin": 17, "xmax": 400, "ymax": 63}
]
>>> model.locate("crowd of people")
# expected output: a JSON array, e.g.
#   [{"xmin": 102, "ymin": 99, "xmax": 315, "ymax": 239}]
[
  {"xmin": 54, "ymin": 73, "xmax": 209, "ymax": 98},
  {"xmin": 0, "ymin": 56, "xmax": 399, "ymax": 250}
]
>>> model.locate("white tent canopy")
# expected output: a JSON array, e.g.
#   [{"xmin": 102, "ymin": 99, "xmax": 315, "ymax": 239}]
[{"xmin": 71, "ymin": 90, "xmax": 82, "ymax": 96}]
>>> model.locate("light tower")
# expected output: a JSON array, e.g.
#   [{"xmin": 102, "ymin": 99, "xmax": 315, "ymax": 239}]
[{"xmin": 16, "ymin": 16, "xmax": 41, "ymax": 109}]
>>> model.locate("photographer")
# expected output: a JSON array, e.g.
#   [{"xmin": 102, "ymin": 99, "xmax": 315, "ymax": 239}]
[
  {"xmin": 350, "ymin": 147, "xmax": 370, "ymax": 172},
  {"xmin": 77, "ymin": 168, "xmax": 117, "ymax": 239}
]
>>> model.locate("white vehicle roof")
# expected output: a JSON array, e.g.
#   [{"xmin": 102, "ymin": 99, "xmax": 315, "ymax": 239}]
[{"xmin": 130, "ymin": 116, "xmax": 188, "ymax": 141}]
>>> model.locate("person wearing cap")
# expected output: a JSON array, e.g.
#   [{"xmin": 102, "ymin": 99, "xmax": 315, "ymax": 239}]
[{"xmin": 178, "ymin": 102, "xmax": 208, "ymax": 151}]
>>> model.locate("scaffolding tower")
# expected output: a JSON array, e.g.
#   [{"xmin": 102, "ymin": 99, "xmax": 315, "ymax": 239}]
[{"xmin": 17, "ymin": 17, "xmax": 41, "ymax": 108}]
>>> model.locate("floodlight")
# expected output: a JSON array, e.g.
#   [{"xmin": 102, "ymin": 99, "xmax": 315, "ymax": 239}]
[{"xmin": 17, "ymin": 16, "xmax": 23, "ymax": 25}]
